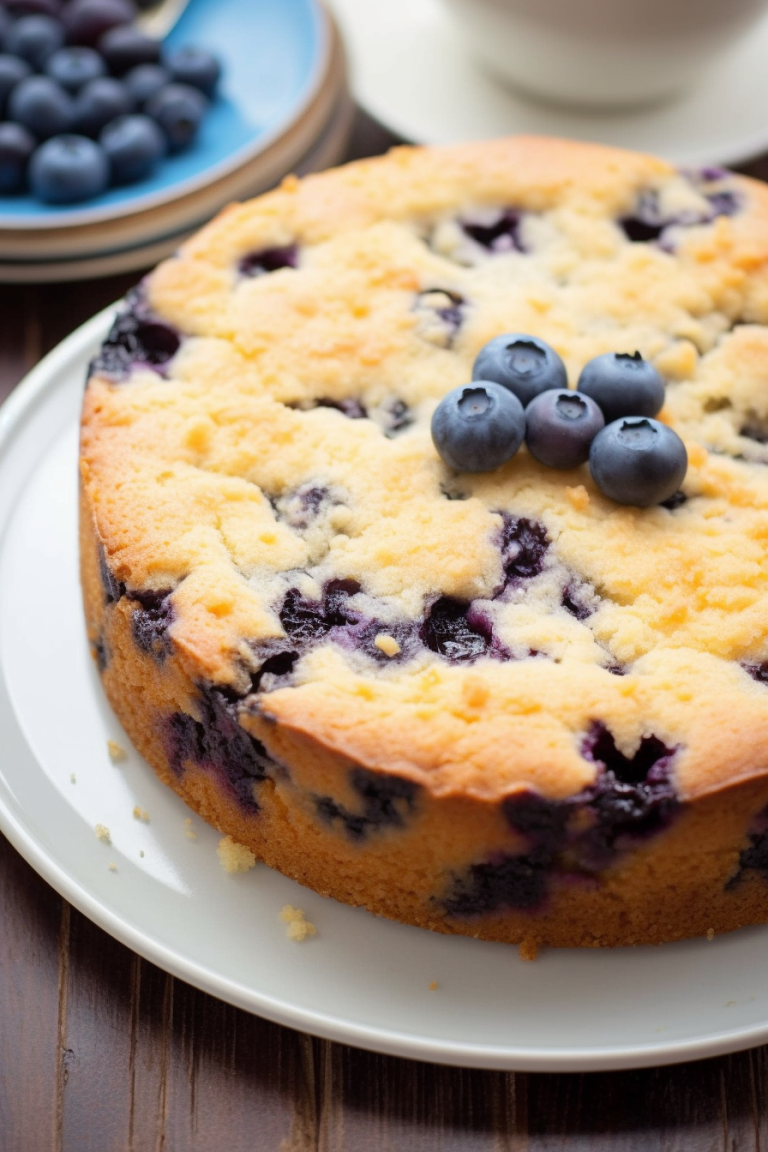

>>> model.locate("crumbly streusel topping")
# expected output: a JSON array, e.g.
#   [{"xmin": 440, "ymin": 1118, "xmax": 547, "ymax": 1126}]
[{"xmin": 81, "ymin": 138, "xmax": 768, "ymax": 801}]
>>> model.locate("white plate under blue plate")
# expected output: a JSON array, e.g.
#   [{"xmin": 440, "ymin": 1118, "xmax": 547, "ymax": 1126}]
[
  {"xmin": 328, "ymin": 0, "xmax": 768, "ymax": 167},
  {"xmin": 0, "ymin": 0, "xmax": 330, "ymax": 230},
  {"xmin": 4, "ymin": 311, "xmax": 768, "ymax": 1071}
]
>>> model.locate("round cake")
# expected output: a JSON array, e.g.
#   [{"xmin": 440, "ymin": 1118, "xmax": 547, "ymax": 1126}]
[{"xmin": 80, "ymin": 136, "xmax": 768, "ymax": 949}]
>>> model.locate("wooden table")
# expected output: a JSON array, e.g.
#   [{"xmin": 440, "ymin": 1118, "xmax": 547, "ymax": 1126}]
[{"xmin": 3, "ymin": 113, "xmax": 768, "ymax": 1150}]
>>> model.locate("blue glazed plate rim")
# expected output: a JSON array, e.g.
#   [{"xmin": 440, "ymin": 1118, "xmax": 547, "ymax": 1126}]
[{"xmin": 0, "ymin": 0, "xmax": 330, "ymax": 232}]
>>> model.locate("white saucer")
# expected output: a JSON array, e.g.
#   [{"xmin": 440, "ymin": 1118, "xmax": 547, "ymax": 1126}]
[
  {"xmin": 327, "ymin": 0, "xmax": 768, "ymax": 166},
  {"xmin": 5, "ymin": 312, "xmax": 768, "ymax": 1071}
]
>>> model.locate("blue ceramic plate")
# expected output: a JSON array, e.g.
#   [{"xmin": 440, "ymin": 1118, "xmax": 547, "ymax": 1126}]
[{"xmin": 0, "ymin": 0, "xmax": 329, "ymax": 229}]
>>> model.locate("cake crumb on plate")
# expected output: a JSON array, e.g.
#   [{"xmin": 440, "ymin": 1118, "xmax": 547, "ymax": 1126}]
[
  {"xmin": 107, "ymin": 739, "xmax": 126, "ymax": 762},
  {"xmin": 108, "ymin": 862, "xmax": 117, "ymax": 872},
  {"xmin": 429, "ymin": 981, "xmax": 439, "ymax": 991},
  {"xmin": 279, "ymin": 905, "xmax": 317, "ymax": 941},
  {"xmin": 184, "ymin": 817, "xmax": 197, "ymax": 840},
  {"xmin": 217, "ymin": 835, "xmax": 256, "ymax": 873},
  {"xmin": 132, "ymin": 806, "xmax": 150, "ymax": 823},
  {"xmin": 69, "ymin": 773, "xmax": 76, "ymax": 784},
  {"xmin": 95, "ymin": 823, "xmax": 111, "ymax": 844}
]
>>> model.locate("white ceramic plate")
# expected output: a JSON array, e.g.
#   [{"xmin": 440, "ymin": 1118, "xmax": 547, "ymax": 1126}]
[
  {"xmin": 3, "ymin": 312, "xmax": 768, "ymax": 1072},
  {"xmin": 327, "ymin": 0, "xmax": 768, "ymax": 167}
]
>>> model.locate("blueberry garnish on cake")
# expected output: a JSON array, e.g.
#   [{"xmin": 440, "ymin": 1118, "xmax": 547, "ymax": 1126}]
[
  {"xmin": 577, "ymin": 352, "xmax": 665, "ymax": 424},
  {"xmin": 525, "ymin": 389, "xmax": 604, "ymax": 469},
  {"xmin": 431, "ymin": 382, "xmax": 525, "ymax": 472},
  {"xmin": 472, "ymin": 333, "xmax": 567, "ymax": 407},
  {"xmin": 432, "ymin": 333, "xmax": 687, "ymax": 508},
  {"xmin": 589, "ymin": 418, "xmax": 688, "ymax": 507}
]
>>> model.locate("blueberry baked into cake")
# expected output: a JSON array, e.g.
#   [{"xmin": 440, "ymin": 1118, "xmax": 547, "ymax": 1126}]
[{"xmin": 80, "ymin": 137, "xmax": 768, "ymax": 948}]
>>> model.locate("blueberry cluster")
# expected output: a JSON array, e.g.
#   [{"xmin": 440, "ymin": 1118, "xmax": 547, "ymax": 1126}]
[
  {"xmin": 431, "ymin": 334, "xmax": 688, "ymax": 507},
  {"xmin": 0, "ymin": 0, "xmax": 221, "ymax": 203}
]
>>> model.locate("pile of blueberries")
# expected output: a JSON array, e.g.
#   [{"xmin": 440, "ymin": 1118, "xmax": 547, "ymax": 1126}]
[
  {"xmin": 431, "ymin": 334, "xmax": 688, "ymax": 507},
  {"xmin": 0, "ymin": 0, "xmax": 221, "ymax": 203}
]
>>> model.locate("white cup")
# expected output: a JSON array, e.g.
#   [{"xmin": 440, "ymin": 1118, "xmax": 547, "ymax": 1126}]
[{"xmin": 440, "ymin": 0, "xmax": 768, "ymax": 108}]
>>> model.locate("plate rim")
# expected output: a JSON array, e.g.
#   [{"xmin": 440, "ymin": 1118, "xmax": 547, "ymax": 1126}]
[
  {"xmin": 4, "ymin": 311, "xmax": 768, "ymax": 1072},
  {"xmin": 0, "ymin": 0, "xmax": 332, "ymax": 233}
]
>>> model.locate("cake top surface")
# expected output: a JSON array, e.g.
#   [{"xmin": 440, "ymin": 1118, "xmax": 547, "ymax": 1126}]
[{"xmin": 80, "ymin": 136, "xmax": 768, "ymax": 804}]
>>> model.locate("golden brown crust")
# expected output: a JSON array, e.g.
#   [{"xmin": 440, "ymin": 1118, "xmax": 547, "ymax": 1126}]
[{"xmin": 80, "ymin": 136, "xmax": 768, "ymax": 946}]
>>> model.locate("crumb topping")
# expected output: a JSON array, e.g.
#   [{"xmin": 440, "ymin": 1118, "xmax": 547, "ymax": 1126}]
[
  {"xmin": 82, "ymin": 139, "xmax": 768, "ymax": 803},
  {"xmin": 279, "ymin": 904, "xmax": 317, "ymax": 941},
  {"xmin": 107, "ymin": 739, "xmax": 126, "ymax": 762},
  {"xmin": 216, "ymin": 834, "xmax": 256, "ymax": 872}
]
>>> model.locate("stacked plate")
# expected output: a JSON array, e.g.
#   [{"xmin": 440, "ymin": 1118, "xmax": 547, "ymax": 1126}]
[{"xmin": 0, "ymin": 0, "xmax": 351, "ymax": 281}]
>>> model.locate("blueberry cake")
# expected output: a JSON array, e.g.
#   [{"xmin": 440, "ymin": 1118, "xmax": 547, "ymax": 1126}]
[{"xmin": 80, "ymin": 137, "xmax": 768, "ymax": 948}]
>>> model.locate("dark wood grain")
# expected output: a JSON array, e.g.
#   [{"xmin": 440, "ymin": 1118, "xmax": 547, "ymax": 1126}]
[{"xmin": 4, "ymin": 110, "xmax": 768, "ymax": 1151}]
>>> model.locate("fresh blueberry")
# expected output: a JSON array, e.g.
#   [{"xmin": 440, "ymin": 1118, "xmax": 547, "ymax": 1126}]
[
  {"xmin": 45, "ymin": 45, "xmax": 106, "ymax": 91},
  {"xmin": 0, "ymin": 53, "xmax": 32, "ymax": 113},
  {"xmin": 71, "ymin": 75, "xmax": 133, "ymax": 135},
  {"xmin": 472, "ymin": 333, "xmax": 567, "ymax": 407},
  {"xmin": 3, "ymin": 13, "xmax": 64, "ymax": 67},
  {"xmin": 589, "ymin": 417, "xmax": 688, "ymax": 507},
  {"xmin": 525, "ymin": 389, "xmax": 605, "ymax": 469},
  {"xmin": 8, "ymin": 75, "xmax": 73, "ymax": 138},
  {"xmin": 577, "ymin": 351, "xmax": 665, "ymax": 425},
  {"xmin": 29, "ymin": 132, "xmax": 108, "ymax": 202},
  {"xmin": 123, "ymin": 62, "xmax": 169, "ymax": 106},
  {"xmin": 164, "ymin": 44, "xmax": 221, "ymax": 97},
  {"xmin": 145, "ymin": 81, "xmax": 206, "ymax": 151},
  {"xmin": 63, "ymin": 0, "xmax": 136, "ymax": 46},
  {"xmin": 100, "ymin": 112, "xmax": 164, "ymax": 181},
  {"xmin": 431, "ymin": 381, "xmax": 525, "ymax": 473},
  {"xmin": 0, "ymin": 120, "xmax": 35, "ymax": 192},
  {"xmin": 98, "ymin": 24, "xmax": 160, "ymax": 73}
]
